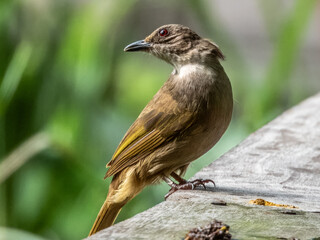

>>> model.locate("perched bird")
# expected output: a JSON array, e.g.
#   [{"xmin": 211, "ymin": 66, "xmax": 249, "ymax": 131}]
[{"xmin": 89, "ymin": 24, "xmax": 233, "ymax": 236}]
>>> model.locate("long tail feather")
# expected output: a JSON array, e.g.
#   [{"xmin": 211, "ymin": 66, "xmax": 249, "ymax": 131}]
[
  {"xmin": 89, "ymin": 168, "xmax": 144, "ymax": 236},
  {"xmin": 89, "ymin": 199, "xmax": 123, "ymax": 236}
]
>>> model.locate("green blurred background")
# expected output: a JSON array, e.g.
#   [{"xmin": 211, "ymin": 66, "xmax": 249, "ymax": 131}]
[{"xmin": 0, "ymin": 0, "xmax": 319, "ymax": 239}]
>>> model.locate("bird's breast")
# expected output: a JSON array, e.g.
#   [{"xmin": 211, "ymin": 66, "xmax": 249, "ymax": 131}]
[
  {"xmin": 169, "ymin": 64, "xmax": 218, "ymax": 111},
  {"xmin": 170, "ymin": 63, "xmax": 233, "ymax": 153}
]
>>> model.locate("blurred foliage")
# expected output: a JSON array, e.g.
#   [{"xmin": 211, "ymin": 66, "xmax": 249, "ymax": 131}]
[{"xmin": 0, "ymin": 0, "xmax": 318, "ymax": 239}]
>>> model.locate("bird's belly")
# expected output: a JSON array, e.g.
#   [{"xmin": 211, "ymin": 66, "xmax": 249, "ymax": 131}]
[
  {"xmin": 181, "ymin": 116, "xmax": 228, "ymax": 161},
  {"xmin": 140, "ymin": 110, "xmax": 231, "ymax": 181}
]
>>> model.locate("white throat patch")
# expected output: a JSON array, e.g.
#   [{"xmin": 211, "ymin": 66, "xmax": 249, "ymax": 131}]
[{"xmin": 176, "ymin": 64, "xmax": 212, "ymax": 79}]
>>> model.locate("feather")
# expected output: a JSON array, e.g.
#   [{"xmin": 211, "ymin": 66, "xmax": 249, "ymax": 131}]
[{"xmin": 105, "ymin": 92, "xmax": 196, "ymax": 178}]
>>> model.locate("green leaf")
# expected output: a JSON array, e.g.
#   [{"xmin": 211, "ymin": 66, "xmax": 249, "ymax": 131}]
[{"xmin": 0, "ymin": 41, "xmax": 32, "ymax": 115}]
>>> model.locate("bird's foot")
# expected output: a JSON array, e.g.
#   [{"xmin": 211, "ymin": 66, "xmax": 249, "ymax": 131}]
[{"xmin": 164, "ymin": 179, "xmax": 215, "ymax": 200}]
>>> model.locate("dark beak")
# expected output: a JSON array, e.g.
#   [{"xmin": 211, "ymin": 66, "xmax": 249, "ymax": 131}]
[{"xmin": 124, "ymin": 40, "xmax": 151, "ymax": 52}]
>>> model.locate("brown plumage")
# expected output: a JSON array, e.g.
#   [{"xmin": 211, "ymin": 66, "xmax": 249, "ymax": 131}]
[{"xmin": 89, "ymin": 24, "xmax": 233, "ymax": 236}]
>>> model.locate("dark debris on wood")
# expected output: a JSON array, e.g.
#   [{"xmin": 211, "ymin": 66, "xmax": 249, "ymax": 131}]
[{"xmin": 184, "ymin": 220, "xmax": 232, "ymax": 240}]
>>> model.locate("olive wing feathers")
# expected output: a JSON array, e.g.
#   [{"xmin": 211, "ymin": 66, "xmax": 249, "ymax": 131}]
[{"xmin": 105, "ymin": 108, "xmax": 195, "ymax": 178}]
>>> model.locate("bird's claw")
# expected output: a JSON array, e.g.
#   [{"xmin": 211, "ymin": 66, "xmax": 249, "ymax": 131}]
[{"xmin": 165, "ymin": 178, "xmax": 215, "ymax": 200}]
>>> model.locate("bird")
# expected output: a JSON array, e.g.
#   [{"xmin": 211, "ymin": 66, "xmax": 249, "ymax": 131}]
[{"xmin": 89, "ymin": 24, "xmax": 233, "ymax": 236}]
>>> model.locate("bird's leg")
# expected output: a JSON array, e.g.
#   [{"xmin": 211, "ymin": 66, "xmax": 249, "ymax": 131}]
[
  {"xmin": 163, "ymin": 172, "xmax": 216, "ymax": 200},
  {"xmin": 163, "ymin": 176, "xmax": 176, "ymax": 188},
  {"xmin": 170, "ymin": 172, "xmax": 215, "ymax": 189},
  {"xmin": 163, "ymin": 176, "xmax": 180, "ymax": 200},
  {"xmin": 170, "ymin": 172, "xmax": 187, "ymax": 184}
]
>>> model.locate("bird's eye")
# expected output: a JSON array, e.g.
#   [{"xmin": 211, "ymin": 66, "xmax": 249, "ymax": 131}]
[{"xmin": 159, "ymin": 28, "xmax": 169, "ymax": 37}]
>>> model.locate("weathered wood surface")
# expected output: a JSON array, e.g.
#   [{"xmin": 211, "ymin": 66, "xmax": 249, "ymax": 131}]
[{"xmin": 87, "ymin": 93, "xmax": 320, "ymax": 240}]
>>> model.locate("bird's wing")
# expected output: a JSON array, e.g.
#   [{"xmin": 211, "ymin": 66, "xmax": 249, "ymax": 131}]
[{"xmin": 105, "ymin": 101, "xmax": 195, "ymax": 178}]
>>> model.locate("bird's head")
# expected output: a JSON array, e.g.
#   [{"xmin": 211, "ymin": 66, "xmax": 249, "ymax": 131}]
[{"xmin": 124, "ymin": 24, "xmax": 224, "ymax": 71}]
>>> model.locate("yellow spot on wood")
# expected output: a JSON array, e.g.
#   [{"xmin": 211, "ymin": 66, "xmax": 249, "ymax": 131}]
[{"xmin": 249, "ymin": 198, "xmax": 298, "ymax": 209}]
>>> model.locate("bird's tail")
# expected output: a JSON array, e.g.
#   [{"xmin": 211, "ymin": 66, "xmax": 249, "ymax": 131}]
[
  {"xmin": 88, "ymin": 197, "xmax": 124, "ymax": 236},
  {"xmin": 89, "ymin": 169, "xmax": 144, "ymax": 236}
]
